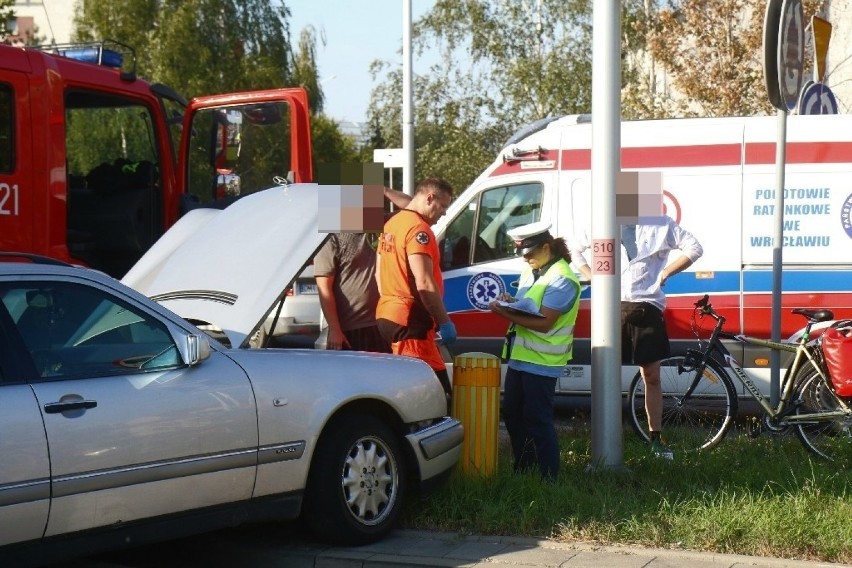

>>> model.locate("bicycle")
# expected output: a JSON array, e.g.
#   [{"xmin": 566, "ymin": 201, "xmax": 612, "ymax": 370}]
[{"xmin": 627, "ymin": 294, "xmax": 852, "ymax": 462}]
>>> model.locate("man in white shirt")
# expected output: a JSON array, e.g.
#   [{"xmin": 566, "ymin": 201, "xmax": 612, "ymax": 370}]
[{"xmin": 569, "ymin": 217, "xmax": 703, "ymax": 459}]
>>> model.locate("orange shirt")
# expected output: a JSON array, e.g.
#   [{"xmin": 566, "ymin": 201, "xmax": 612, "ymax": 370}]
[{"xmin": 376, "ymin": 210, "xmax": 443, "ymax": 327}]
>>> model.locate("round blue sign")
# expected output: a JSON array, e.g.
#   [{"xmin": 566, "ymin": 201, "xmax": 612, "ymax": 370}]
[
  {"xmin": 841, "ymin": 192, "xmax": 852, "ymax": 240},
  {"xmin": 467, "ymin": 272, "xmax": 506, "ymax": 311},
  {"xmin": 797, "ymin": 81, "xmax": 838, "ymax": 115}
]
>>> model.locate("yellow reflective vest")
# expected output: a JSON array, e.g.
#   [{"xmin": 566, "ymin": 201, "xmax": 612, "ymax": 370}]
[{"xmin": 503, "ymin": 259, "xmax": 580, "ymax": 367}]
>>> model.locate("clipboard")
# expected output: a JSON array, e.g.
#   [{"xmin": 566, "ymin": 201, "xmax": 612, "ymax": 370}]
[{"xmin": 497, "ymin": 298, "xmax": 545, "ymax": 318}]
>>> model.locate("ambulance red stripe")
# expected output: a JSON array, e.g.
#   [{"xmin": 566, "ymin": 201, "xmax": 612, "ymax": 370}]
[{"xmin": 489, "ymin": 141, "xmax": 852, "ymax": 176}]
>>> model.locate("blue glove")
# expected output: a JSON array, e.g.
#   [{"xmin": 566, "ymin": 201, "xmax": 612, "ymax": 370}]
[{"xmin": 438, "ymin": 320, "xmax": 457, "ymax": 346}]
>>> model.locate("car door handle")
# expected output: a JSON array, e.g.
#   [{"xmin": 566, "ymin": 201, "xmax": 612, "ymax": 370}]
[{"xmin": 43, "ymin": 400, "xmax": 98, "ymax": 414}]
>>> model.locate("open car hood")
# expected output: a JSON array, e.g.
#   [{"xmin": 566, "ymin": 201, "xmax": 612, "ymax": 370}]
[{"xmin": 122, "ymin": 184, "xmax": 326, "ymax": 347}]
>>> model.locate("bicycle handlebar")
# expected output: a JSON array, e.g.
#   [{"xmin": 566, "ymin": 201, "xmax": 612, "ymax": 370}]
[
  {"xmin": 694, "ymin": 294, "xmax": 838, "ymax": 333},
  {"xmin": 691, "ymin": 294, "xmax": 724, "ymax": 343},
  {"xmin": 694, "ymin": 294, "xmax": 713, "ymax": 316}
]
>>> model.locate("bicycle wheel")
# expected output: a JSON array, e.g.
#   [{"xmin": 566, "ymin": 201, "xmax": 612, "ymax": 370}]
[
  {"xmin": 628, "ymin": 354, "xmax": 737, "ymax": 454},
  {"xmin": 792, "ymin": 362, "xmax": 852, "ymax": 464}
]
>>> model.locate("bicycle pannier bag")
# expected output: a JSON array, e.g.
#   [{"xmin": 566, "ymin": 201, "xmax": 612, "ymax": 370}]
[{"xmin": 822, "ymin": 326, "xmax": 852, "ymax": 397}]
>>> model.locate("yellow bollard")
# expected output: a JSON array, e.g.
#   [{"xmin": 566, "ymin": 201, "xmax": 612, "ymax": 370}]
[{"xmin": 451, "ymin": 352, "xmax": 501, "ymax": 477}]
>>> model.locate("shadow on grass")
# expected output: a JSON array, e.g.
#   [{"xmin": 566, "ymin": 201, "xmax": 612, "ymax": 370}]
[{"xmin": 402, "ymin": 416, "xmax": 852, "ymax": 564}]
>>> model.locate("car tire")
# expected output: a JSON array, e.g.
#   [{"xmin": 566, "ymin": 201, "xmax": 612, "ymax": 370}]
[{"xmin": 303, "ymin": 413, "xmax": 406, "ymax": 545}]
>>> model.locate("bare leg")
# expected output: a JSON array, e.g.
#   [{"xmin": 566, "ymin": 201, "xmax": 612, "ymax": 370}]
[{"xmin": 641, "ymin": 360, "xmax": 662, "ymax": 433}]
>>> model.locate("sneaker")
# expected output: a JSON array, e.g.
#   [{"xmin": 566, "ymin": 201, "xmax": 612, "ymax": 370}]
[{"xmin": 650, "ymin": 439, "xmax": 674, "ymax": 461}]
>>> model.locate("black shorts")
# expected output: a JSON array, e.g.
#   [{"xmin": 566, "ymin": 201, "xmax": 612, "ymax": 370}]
[
  {"xmin": 621, "ymin": 301, "xmax": 670, "ymax": 365},
  {"xmin": 376, "ymin": 318, "xmax": 432, "ymax": 344}
]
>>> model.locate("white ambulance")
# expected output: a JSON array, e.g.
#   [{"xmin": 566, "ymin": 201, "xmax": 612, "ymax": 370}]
[{"xmin": 434, "ymin": 113, "xmax": 852, "ymax": 397}]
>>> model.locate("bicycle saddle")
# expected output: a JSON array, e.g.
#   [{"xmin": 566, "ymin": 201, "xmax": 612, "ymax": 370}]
[{"xmin": 791, "ymin": 308, "xmax": 834, "ymax": 322}]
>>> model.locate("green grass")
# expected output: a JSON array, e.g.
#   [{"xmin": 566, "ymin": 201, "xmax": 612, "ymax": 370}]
[{"xmin": 401, "ymin": 415, "xmax": 852, "ymax": 563}]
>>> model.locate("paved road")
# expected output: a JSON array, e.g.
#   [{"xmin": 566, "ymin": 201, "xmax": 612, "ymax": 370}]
[{"xmin": 51, "ymin": 525, "xmax": 847, "ymax": 568}]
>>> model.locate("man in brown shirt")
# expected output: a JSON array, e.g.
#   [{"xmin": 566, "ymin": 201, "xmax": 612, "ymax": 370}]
[{"xmin": 314, "ymin": 232, "xmax": 390, "ymax": 353}]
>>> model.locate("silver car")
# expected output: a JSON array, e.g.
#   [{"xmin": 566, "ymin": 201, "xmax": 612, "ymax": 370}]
[{"xmin": 0, "ymin": 183, "xmax": 462, "ymax": 567}]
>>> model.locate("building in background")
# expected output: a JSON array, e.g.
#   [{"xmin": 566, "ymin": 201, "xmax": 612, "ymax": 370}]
[
  {"xmin": 827, "ymin": 0, "xmax": 852, "ymax": 112},
  {"xmin": 9, "ymin": 0, "xmax": 72, "ymax": 45},
  {"xmin": 338, "ymin": 120, "xmax": 370, "ymax": 146}
]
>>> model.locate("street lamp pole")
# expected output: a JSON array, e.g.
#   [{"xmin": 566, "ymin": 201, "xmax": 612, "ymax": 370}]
[{"xmin": 402, "ymin": 0, "xmax": 414, "ymax": 195}]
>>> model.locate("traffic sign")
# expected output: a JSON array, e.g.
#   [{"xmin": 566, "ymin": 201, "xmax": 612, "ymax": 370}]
[
  {"xmin": 764, "ymin": 0, "xmax": 805, "ymax": 112},
  {"xmin": 812, "ymin": 16, "xmax": 832, "ymax": 83},
  {"xmin": 763, "ymin": 0, "xmax": 784, "ymax": 110},
  {"xmin": 778, "ymin": 0, "xmax": 805, "ymax": 111},
  {"xmin": 797, "ymin": 81, "xmax": 839, "ymax": 115}
]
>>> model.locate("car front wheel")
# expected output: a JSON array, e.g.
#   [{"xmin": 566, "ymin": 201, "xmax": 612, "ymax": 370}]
[{"xmin": 303, "ymin": 413, "xmax": 406, "ymax": 545}]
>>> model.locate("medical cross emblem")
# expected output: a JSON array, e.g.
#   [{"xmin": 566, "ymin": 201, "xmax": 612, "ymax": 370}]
[{"xmin": 466, "ymin": 272, "xmax": 506, "ymax": 310}]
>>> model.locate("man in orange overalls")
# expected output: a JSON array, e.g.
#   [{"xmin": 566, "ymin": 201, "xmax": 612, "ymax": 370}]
[{"xmin": 376, "ymin": 177, "xmax": 456, "ymax": 397}]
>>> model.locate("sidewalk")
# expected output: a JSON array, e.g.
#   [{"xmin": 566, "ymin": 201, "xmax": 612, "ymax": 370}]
[{"xmin": 271, "ymin": 529, "xmax": 848, "ymax": 568}]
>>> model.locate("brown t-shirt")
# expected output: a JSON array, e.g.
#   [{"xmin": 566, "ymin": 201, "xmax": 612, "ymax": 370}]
[{"xmin": 313, "ymin": 233, "xmax": 380, "ymax": 332}]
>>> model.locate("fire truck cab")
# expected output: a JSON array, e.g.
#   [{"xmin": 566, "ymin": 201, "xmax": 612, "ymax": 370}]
[{"xmin": 0, "ymin": 40, "xmax": 312, "ymax": 278}]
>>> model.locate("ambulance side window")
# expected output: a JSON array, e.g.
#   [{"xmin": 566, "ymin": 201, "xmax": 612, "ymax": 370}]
[{"xmin": 441, "ymin": 182, "xmax": 543, "ymax": 269}]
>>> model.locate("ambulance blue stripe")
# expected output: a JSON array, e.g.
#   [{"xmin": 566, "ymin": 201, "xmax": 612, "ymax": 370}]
[
  {"xmin": 743, "ymin": 270, "xmax": 852, "ymax": 292},
  {"xmin": 649, "ymin": 270, "xmax": 852, "ymax": 295},
  {"xmin": 443, "ymin": 269, "xmax": 852, "ymax": 311},
  {"xmin": 642, "ymin": 270, "xmax": 852, "ymax": 295}
]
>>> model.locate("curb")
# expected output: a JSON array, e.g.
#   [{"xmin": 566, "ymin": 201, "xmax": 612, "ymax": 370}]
[{"xmin": 271, "ymin": 529, "xmax": 848, "ymax": 568}]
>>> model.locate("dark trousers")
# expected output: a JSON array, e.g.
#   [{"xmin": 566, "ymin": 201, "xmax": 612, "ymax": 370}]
[{"xmin": 502, "ymin": 367, "xmax": 559, "ymax": 479}]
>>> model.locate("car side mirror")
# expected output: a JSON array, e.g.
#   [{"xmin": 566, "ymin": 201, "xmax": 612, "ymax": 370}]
[
  {"xmin": 215, "ymin": 172, "xmax": 241, "ymax": 199},
  {"xmin": 184, "ymin": 333, "xmax": 212, "ymax": 365}
]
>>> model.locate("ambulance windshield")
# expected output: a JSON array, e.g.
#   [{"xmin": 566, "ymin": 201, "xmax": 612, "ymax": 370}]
[{"xmin": 440, "ymin": 182, "xmax": 543, "ymax": 269}]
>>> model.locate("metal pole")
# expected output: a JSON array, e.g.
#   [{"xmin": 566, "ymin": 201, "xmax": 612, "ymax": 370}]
[
  {"xmin": 589, "ymin": 0, "xmax": 623, "ymax": 469},
  {"xmin": 402, "ymin": 0, "xmax": 414, "ymax": 196},
  {"xmin": 770, "ymin": 108, "xmax": 787, "ymax": 406}
]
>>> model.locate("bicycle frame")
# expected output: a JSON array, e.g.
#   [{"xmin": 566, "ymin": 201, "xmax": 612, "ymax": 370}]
[{"xmin": 688, "ymin": 301, "xmax": 851, "ymax": 423}]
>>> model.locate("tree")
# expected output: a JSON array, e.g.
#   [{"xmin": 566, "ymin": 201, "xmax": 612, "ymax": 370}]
[
  {"xmin": 73, "ymin": 0, "xmax": 160, "ymax": 72},
  {"xmin": 365, "ymin": 0, "xmax": 593, "ymax": 192},
  {"xmin": 0, "ymin": 1, "xmax": 12, "ymax": 39},
  {"xmin": 414, "ymin": 0, "xmax": 593, "ymax": 125},
  {"xmin": 365, "ymin": 59, "xmax": 501, "ymax": 192},
  {"xmin": 292, "ymin": 25, "xmax": 325, "ymax": 115},
  {"xmin": 311, "ymin": 115, "xmax": 360, "ymax": 169},
  {"xmin": 150, "ymin": 0, "xmax": 292, "ymax": 96},
  {"xmin": 367, "ymin": 0, "xmax": 828, "ymax": 190},
  {"xmin": 75, "ymin": 0, "xmax": 300, "ymax": 95},
  {"xmin": 73, "ymin": 0, "xmax": 356, "ymax": 165},
  {"xmin": 624, "ymin": 0, "xmax": 823, "ymax": 118}
]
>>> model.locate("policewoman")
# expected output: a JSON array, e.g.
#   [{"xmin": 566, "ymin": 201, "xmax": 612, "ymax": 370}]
[{"xmin": 488, "ymin": 222, "xmax": 581, "ymax": 480}]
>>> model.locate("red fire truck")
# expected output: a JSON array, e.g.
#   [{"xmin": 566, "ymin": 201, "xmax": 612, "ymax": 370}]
[{"xmin": 0, "ymin": 40, "xmax": 313, "ymax": 278}]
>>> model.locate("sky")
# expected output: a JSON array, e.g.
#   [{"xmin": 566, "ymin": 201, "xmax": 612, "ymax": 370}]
[
  {"xmin": 286, "ymin": 1, "xmax": 435, "ymax": 124},
  {"xmin": 20, "ymin": 0, "xmax": 431, "ymax": 124}
]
